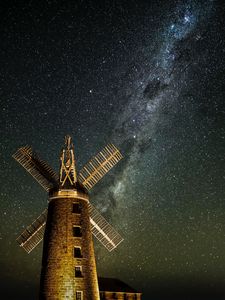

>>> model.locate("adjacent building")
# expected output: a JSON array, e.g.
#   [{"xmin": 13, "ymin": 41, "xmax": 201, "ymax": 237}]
[{"xmin": 99, "ymin": 277, "xmax": 142, "ymax": 300}]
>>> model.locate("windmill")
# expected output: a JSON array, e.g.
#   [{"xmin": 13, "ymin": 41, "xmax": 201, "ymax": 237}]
[{"xmin": 13, "ymin": 135, "xmax": 123, "ymax": 300}]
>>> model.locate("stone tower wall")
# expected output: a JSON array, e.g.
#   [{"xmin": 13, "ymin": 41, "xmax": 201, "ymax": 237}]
[{"xmin": 39, "ymin": 190, "xmax": 100, "ymax": 300}]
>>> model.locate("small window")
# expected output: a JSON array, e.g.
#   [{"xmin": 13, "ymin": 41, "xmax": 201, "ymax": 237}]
[
  {"xmin": 75, "ymin": 266, "xmax": 83, "ymax": 277},
  {"xmin": 73, "ymin": 226, "xmax": 82, "ymax": 237},
  {"xmin": 76, "ymin": 291, "xmax": 83, "ymax": 300},
  {"xmin": 73, "ymin": 203, "xmax": 81, "ymax": 213},
  {"xmin": 74, "ymin": 247, "xmax": 82, "ymax": 258}
]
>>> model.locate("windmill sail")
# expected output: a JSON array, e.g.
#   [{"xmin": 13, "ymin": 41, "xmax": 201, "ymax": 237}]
[
  {"xmin": 18, "ymin": 204, "xmax": 123, "ymax": 253},
  {"xmin": 78, "ymin": 144, "xmax": 123, "ymax": 190},
  {"xmin": 13, "ymin": 146, "xmax": 58, "ymax": 191},
  {"xmin": 16, "ymin": 209, "xmax": 47, "ymax": 253},
  {"xmin": 88, "ymin": 203, "xmax": 124, "ymax": 251}
]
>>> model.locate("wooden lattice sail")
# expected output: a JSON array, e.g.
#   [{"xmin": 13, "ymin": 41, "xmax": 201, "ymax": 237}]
[
  {"xmin": 78, "ymin": 143, "xmax": 123, "ymax": 190},
  {"xmin": 16, "ymin": 209, "xmax": 47, "ymax": 253},
  {"xmin": 13, "ymin": 146, "xmax": 58, "ymax": 191},
  {"xmin": 88, "ymin": 203, "xmax": 124, "ymax": 251}
]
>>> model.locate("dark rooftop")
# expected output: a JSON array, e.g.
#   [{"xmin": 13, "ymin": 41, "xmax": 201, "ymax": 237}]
[{"xmin": 98, "ymin": 277, "xmax": 140, "ymax": 293}]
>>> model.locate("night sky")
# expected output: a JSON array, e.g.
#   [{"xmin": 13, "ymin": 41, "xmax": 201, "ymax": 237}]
[{"xmin": 1, "ymin": 1, "xmax": 225, "ymax": 299}]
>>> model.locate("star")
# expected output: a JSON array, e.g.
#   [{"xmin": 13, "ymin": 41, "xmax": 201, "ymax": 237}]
[{"xmin": 0, "ymin": 0, "xmax": 224, "ymax": 299}]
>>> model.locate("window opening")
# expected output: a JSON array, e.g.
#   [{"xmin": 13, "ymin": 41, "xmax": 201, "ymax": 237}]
[
  {"xmin": 75, "ymin": 266, "xmax": 83, "ymax": 277},
  {"xmin": 73, "ymin": 226, "xmax": 82, "ymax": 237},
  {"xmin": 74, "ymin": 247, "xmax": 82, "ymax": 258}
]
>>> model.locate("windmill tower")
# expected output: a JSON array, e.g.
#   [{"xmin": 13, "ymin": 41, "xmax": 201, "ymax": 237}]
[{"xmin": 13, "ymin": 135, "xmax": 123, "ymax": 300}]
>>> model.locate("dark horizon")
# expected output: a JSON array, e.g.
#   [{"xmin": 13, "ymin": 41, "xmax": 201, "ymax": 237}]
[{"xmin": 2, "ymin": 275, "xmax": 225, "ymax": 300}]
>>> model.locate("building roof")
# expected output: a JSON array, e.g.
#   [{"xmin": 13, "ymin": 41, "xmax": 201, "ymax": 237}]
[{"xmin": 98, "ymin": 277, "xmax": 140, "ymax": 293}]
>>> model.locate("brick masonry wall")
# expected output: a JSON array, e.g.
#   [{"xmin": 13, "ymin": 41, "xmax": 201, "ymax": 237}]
[{"xmin": 39, "ymin": 192, "xmax": 100, "ymax": 300}]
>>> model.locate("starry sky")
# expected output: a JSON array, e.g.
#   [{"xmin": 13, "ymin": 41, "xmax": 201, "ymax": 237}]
[{"xmin": 1, "ymin": 0, "xmax": 225, "ymax": 299}]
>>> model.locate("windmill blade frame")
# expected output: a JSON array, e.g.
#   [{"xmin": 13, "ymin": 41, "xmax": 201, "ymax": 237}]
[
  {"xmin": 13, "ymin": 146, "xmax": 58, "ymax": 192},
  {"xmin": 17, "ymin": 209, "xmax": 47, "ymax": 253},
  {"xmin": 88, "ymin": 203, "xmax": 124, "ymax": 251},
  {"xmin": 78, "ymin": 143, "xmax": 123, "ymax": 190}
]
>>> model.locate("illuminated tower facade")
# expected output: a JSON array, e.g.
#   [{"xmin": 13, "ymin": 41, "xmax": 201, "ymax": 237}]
[
  {"xmin": 13, "ymin": 135, "xmax": 123, "ymax": 300},
  {"xmin": 40, "ymin": 136, "xmax": 100, "ymax": 299}
]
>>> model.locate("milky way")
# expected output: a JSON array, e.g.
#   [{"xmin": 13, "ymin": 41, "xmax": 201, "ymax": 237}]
[
  {"xmin": 96, "ymin": 1, "xmax": 213, "ymax": 217},
  {"xmin": 1, "ymin": 1, "xmax": 225, "ymax": 299}
]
